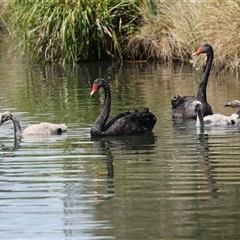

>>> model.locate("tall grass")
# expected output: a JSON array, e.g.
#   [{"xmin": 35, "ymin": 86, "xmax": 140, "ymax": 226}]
[
  {"xmin": 196, "ymin": 1, "xmax": 240, "ymax": 70},
  {"xmin": 3, "ymin": 0, "xmax": 240, "ymax": 70},
  {"xmin": 124, "ymin": 0, "xmax": 199, "ymax": 62},
  {"xmin": 3, "ymin": 0, "xmax": 141, "ymax": 63},
  {"xmin": 124, "ymin": 0, "xmax": 240, "ymax": 71}
]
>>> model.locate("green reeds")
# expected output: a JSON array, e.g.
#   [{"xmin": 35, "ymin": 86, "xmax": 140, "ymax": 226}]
[
  {"xmin": 3, "ymin": 0, "xmax": 240, "ymax": 70},
  {"xmin": 4, "ymin": 0, "xmax": 141, "ymax": 64}
]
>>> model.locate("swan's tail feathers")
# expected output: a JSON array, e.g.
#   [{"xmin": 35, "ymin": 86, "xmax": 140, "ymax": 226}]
[
  {"xmin": 56, "ymin": 124, "xmax": 67, "ymax": 134},
  {"xmin": 144, "ymin": 113, "xmax": 157, "ymax": 132},
  {"xmin": 55, "ymin": 124, "xmax": 67, "ymax": 134},
  {"xmin": 43, "ymin": 123, "xmax": 67, "ymax": 134},
  {"xmin": 56, "ymin": 127, "xmax": 63, "ymax": 134},
  {"xmin": 131, "ymin": 109, "xmax": 157, "ymax": 133},
  {"xmin": 171, "ymin": 95, "xmax": 182, "ymax": 109},
  {"xmin": 171, "ymin": 95, "xmax": 194, "ymax": 109},
  {"xmin": 143, "ymin": 108, "xmax": 150, "ymax": 113}
]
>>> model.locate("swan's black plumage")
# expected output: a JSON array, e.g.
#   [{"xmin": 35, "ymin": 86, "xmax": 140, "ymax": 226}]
[
  {"xmin": 90, "ymin": 78, "xmax": 157, "ymax": 136},
  {"xmin": 171, "ymin": 43, "xmax": 214, "ymax": 119}
]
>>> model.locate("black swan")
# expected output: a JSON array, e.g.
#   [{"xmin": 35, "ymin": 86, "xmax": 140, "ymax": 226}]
[
  {"xmin": 90, "ymin": 78, "xmax": 157, "ymax": 136},
  {"xmin": 0, "ymin": 111, "xmax": 67, "ymax": 136},
  {"xmin": 224, "ymin": 100, "xmax": 240, "ymax": 119},
  {"xmin": 171, "ymin": 43, "xmax": 214, "ymax": 119},
  {"xmin": 193, "ymin": 101, "xmax": 235, "ymax": 130}
]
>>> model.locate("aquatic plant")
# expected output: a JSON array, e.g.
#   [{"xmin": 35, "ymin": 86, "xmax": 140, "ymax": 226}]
[
  {"xmin": 3, "ymin": 0, "xmax": 240, "ymax": 71},
  {"xmin": 3, "ymin": 0, "xmax": 141, "ymax": 63}
]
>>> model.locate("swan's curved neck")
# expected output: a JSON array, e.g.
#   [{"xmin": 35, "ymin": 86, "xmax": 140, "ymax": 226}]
[
  {"xmin": 11, "ymin": 115, "xmax": 22, "ymax": 135},
  {"xmin": 91, "ymin": 83, "xmax": 111, "ymax": 135},
  {"xmin": 231, "ymin": 109, "xmax": 240, "ymax": 119},
  {"xmin": 197, "ymin": 50, "xmax": 213, "ymax": 103},
  {"xmin": 196, "ymin": 105, "xmax": 205, "ymax": 133}
]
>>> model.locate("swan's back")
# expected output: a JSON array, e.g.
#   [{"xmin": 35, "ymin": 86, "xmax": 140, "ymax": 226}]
[
  {"xmin": 172, "ymin": 96, "xmax": 198, "ymax": 118},
  {"xmin": 96, "ymin": 109, "xmax": 157, "ymax": 136},
  {"xmin": 172, "ymin": 95, "xmax": 213, "ymax": 119},
  {"xmin": 23, "ymin": 122, "xmax": 67, "ymax": 135},
  {"xmin": 193, "ymin": 100, "xmax": 235, "ymax": 127},
  {"xmin": 202, "ymin": 114, "xmax": 234, "ymax": 126}
]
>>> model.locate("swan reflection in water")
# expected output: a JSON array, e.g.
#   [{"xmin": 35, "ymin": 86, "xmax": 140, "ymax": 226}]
[
  {"xmin": 91, "ymin": 133, "xmax": 156, "ymax": 198},
  {"xmin": 92, "ymin": 140, "xmax": 115, "ymax": 198},
  {"xmin": 91, "ymin": 132, "xmax": 156, "ymax": 151},
  {"xmin": 197, "ymin": 133, "xmax": 219, "ymax": 194},
  {"xmin": 172, "ymin": 119, "xmax": 219, "ymax": 194}
]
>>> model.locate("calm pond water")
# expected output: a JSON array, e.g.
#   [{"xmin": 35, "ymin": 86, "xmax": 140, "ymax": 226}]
[{"xmin": 1, "ymin": 43, "xmax": 240, "ymax": 239}]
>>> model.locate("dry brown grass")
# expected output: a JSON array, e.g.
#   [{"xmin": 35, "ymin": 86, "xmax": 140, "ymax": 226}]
[
  {"xmin": 196, "ymin": 1, "xmax": 240, "ymax": 70},
  {"xmin": 124, "ymin": 1, "xmax": 199, "ymax": 62},
  {"xmin": 124, "ymin": 0, "xmax": 240, "ymax": 71}
]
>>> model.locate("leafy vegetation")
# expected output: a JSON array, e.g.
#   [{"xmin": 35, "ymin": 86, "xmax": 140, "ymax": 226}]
[{"xmin": 3, "ymin": 0, "xmax": 141, "ymax": 63}]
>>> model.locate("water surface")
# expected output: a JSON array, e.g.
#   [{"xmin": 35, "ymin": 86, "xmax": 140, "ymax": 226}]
[{"xmin": 1, "ymin": 46, "xmax": 240, "ymax": 239}]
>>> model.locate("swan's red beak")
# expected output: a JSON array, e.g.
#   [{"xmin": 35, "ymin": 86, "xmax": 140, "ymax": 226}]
[
  {"xmin": 192, "ymin": 46, "xmax": 203, "ymax": 56},
  {"xmin": 90, "ymin": 83, "xmax": 98, "ymax": 96}
]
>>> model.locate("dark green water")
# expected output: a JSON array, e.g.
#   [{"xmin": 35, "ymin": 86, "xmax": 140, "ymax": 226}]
[{"xmin": 1, "ymin": 45, "xmax": 240, "ymax": 239}]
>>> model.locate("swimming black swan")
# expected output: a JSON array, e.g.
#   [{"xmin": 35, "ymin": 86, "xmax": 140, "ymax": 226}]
[
  {"xmin": 193, "ymin": 101, "xmax": 235, "ymax": 130},
  {"xmin": 90, "ymin": 78, "xmax": 157, "ymax": 136},
  {"xmin": 0, "ymin": 111, "xmax": 67, "ymax": 136},
  {"xmin": 171, "ymin": 43, "xmax": 214, "ymax": 119},
  {"xmin": 224, "ymin": 100, "xmax": 240, "ymax": 120}
]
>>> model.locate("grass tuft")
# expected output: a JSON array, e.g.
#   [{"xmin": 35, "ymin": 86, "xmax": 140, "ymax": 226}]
[
  {"xmin": 124, "ymin": 0, "xmax": 240, "ymax": 70},
  {"xmin": 3, "ymin": 0, "xmax": 141, "ymax": 64}
]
